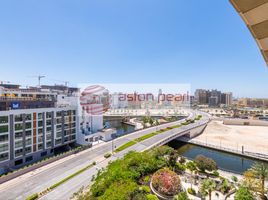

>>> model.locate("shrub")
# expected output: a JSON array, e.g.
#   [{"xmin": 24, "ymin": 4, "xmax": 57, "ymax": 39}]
[
  {"xmin": 104, "ymin": 153, "xmax": 112, "ymax": 158},
  {"xmin": 187, "ymin": 188, "xmax": 196, "ymax": 195},
  {"xmin": 146, "ymin": 194, "xmax": 159, "ymax": 200},
  {"xmin": 194, "ymin": 155, "xmax": 217, "ymax": 172},
  {"xmin": 140, "ymin": 185, "xmax": 151, "ymax": 194},
  {"xmin": 175, "ymin": 192, "xmax": 190, "ymax": 200},
  {"xmin": 179, "ymin": 157, "xmax": 186, "ymax": 164},
  {"xmin": 90, "ymin": 150, "xmax": 167, "ymax": 198},
  {"xmin": 213, "ymin": 170, "xmax": 219, "ymax": 177},
  {"xmin": 231, "ymin": 175, "xmax": 238, "ymax": 182},
  {"xmin": 234, "ymin": 186, "xmax": 254, "ymax": 200},
  {"xmin": 151, "ymin": 168, "xmax": 181, "ymax": 196},
  {"xmin": 175, "ymin": 163, "xmax": 186, "ymax": 172},
  {"xmin": 220, "ymin": 179, "xmax": 230, "ymax": 194},
  {"xmin": 143, "ymin": 175, "xmax": 150, "ymax": 183},
  {"xmin": 26, "ymin": 193, "xmax": 39, "ymax": 200}
]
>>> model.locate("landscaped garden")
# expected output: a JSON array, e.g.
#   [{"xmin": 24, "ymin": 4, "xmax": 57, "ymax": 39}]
[{"xmin": 72, "ymin": 145, "xmax": 268, "ymax": 200}]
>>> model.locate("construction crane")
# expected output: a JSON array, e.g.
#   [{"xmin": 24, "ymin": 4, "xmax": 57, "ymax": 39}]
[{"xmin": 28, "ymin": 75, "xmax": 46, "ymax": 87}]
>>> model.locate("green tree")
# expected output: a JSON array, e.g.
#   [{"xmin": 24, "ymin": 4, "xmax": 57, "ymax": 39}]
[
  {"xmin": 199, "ymin": 179, "xmax": 216, "ymax": 200},
  {"xmin": 146, "ymin": 194, "xmax": 158, "ymax": 200},
  {"xmin": 168, "ymin": 150, "xmax": 179, "ymax": 170},
  {"xmin": 174, "ymin": 192, "xmax": 190, "ymax": 200},
  {"xmin": 186, "ymin": 161, "xmax": 196, "ymax": 189},
  {"xmin": 250, "ymin": 162, "xmax": 268, "ymax": 200},
  {"xmin": 194, "ymin": 155, "xmax": 217, "ymax": 173},
  {"xmin": 98, "ymin": 180, "xmax": 138, "ymax": 200},
  {"xmin": 235, "ymin": 186, "xmax": 254, "ymax": 200}
]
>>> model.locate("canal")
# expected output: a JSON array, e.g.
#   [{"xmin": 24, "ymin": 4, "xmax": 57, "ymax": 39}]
[
  {"xmin": 104, "ymin": 116, "xmax": 185, "ymax": 137},
  {"xmin": 168, "ymin": 140, "xmax": 268, "ymax": 174}
]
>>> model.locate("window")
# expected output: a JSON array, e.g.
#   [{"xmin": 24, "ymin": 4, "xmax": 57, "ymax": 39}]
[
  {"xmin": 15, "ymin": 123, "xmax": 23, "ymax": 131},
  {"xmin": 0, "ymin": 143, "xmax": 8, "ymax": 152},
  {"xmin": 38, "ymin": 143, "xmax": 43, "ymax": 150},
  {"xmin": 56, "ymin": 124, "xmax": 62, "ymax": 131},
  {"xmin": 46, "ymin": 126, "xmax": 52, "ymax": 132},
  {"xmin": 38, "ymin": 113, "xmax": 43, "ymax": 120},
  {"xmin": 46, "ymin": 112, "xmax": 52, "ymax": 119},
  {"xmin": 46, "ymin": 141, "xmax": 52, "ymax": 148},
  {"xmin": 25, "ymin": 122, "xmax": 32, "ymax": 129},
  {"xmin": 25, "ymin": 146, "xmax": 32, "ymax": 154},
  {"xmin": 15, "ymin": 132, "xmax": 23, "ymax": 139},
  {"xmin": 46, "ymin": 120, "xmax": 52, "ymax": 126},
  {"xmin": 15, "ymin": 149, "xmax": 23, "ymax": 157},
  {"xmin": 0, "ymin": 134, "xmax": 8, "ymax": 143},
  {"xmin": 55, "ymin": 138, "xmax": 62, "ymax": 145},
  {"xmin": 15, "ymin": 114, "xmax": 23, "ymax": 122},
  {"xmin": 15, "ymin": 140, "xmax": 23, "ymax": 148},
  {"xmin": 0, "ymin": 152, "xmax": 8, "ymax": 162},
  {"xmin": 25, "ymin": 156, "xmax": 33, "ymax": 162},
  {"xmin": 71, "ymin": 128, "xmax": 76, "ymax": 134},
  {"xmin": 56, "ymin": 118, "xmax": 62, "ymax": 124},
  {"xmin": 38, "ymin": 121, "xmax": 43, "ymax": 127},
  {"xmin": 0, "ymin": 125, "xmax": 8, "ymax": 133},
  {"xmin": 25, "ymin": 130, "xmax": 32, "ymax": 137},
  {"xmin": 38, "ymin": 128, "xmax": 43, "ymax": 135},
  {"xmin": 14, "ymin": 159, "xmax": 23, "ymax": 166},
  {"xmin": 56, "ymin": 111, "xmax": 62, "ymax": 117},
  {"xmin": 71, "ymin": 122, "xmax": 76, "ymax": 128},
  {"xmin": 71, "ymin": 135, "xmax": 75, "ymax": 140},
  {"xmin": 25, "ymin": 138, "xmax": 32, "ymax": 146},
  {"xmin": 25, "ymin": 114, "xmax": 32, "ymax": 121},
  {"xmin": 56, "ymin": 131, "xmax": 62, "ymax": 138},
  {"xmin": 46, "ymin": 134, "xmax": 51, "ymax": 141},
  {"xmin": 0, "ymin": 116, "xmax": 8, "ymax": 124},
  {"xmin": 38, "ymin": 136, "xmax": 43, "ymax": 143}
]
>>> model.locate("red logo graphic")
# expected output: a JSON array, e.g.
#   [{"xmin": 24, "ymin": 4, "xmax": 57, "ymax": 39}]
[{"xmin": 79, "ymin": 85, "xmax": 110, "ymax": 115}]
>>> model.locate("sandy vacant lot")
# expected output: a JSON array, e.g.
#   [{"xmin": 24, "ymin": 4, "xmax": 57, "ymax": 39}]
[{"xmin": 194, "ymin": 120, "xmax": 268, "ymax": 155}]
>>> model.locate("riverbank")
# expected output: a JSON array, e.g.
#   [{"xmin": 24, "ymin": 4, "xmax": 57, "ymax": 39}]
[{"xmin": 168, "ymin": 140, "xmax": 268, "ymax": 174}]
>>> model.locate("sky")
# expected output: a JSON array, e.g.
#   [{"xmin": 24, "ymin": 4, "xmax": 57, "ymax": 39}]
[{"xmin": 0, "ymin": 0, "xmax": 267, "ymax": 98}]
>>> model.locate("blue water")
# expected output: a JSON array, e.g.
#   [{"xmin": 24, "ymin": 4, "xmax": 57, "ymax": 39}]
[{"xmin": 169, "ymin": 140, "xmax": 268, "ymax": 174}]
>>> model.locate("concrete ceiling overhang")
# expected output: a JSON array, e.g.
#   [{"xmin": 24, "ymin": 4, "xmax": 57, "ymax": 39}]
[{"xmin": 230, "ymin": 0, "xmax": 268, "ymax": 66}]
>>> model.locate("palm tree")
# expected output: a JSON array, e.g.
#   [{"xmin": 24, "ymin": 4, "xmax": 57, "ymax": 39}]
[
  {"xmin": 250, "ymin": 162, "xmax": 268, "ymax": 200},
  {"xmin": 199, "ymin": 179, "xmax": 216, "ymax": 200},
  {"xmin": 186, "ymin": 161, "xmax": 196, "ymax": 189}
]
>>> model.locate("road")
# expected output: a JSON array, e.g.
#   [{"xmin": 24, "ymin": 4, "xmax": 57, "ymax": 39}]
[{"xmin": 0, "ymin": 110, "xmax": 209, "ymax": 200}]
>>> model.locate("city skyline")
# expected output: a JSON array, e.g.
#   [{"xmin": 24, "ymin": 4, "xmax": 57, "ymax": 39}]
[{"xmin": 0, "ymin": 0, "xmax": 268, "ymax": 98}]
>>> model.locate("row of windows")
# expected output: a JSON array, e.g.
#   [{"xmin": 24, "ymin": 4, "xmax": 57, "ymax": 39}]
[
  {"xmin": 14, "ymin": 114, "xmax": 32, "ymax": 122},
  {"xmin": 14, "ymin": 122, "xmax": 32, "ymax": 131}
]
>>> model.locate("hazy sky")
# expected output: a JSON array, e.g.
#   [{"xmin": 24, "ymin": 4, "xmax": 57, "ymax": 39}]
[{"xmin": 0, "ymin": 0, "xmax": 268, "ymax": 98}]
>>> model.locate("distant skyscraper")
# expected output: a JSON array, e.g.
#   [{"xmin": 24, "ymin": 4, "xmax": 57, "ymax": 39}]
[
  {"xmin": 225, "ymin": 92, "xmax": 233, "ymax": 106},
  {"xmin": 194, "ymin": 89, "xmax": 209, "ymax": 105}
]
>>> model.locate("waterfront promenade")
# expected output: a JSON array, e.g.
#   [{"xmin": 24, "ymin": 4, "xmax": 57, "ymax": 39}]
[{"xmin": 177, "ymin": 120, "xmax": 268, "ymax": 163}]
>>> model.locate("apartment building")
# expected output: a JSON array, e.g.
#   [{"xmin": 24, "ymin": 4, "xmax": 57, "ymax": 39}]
[{"xmin": 0, "ymin": 84, "xmax": 77, "ymax": 170}]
